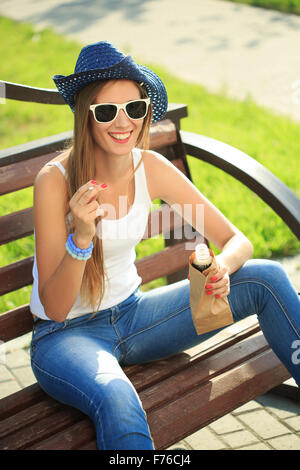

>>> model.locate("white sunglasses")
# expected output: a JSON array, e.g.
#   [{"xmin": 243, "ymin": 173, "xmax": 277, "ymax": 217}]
[{"xmin": 89, "ymin": 98, "xmax": 150, "ymax": 123}]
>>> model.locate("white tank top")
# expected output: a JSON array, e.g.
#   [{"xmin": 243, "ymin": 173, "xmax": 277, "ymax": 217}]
[{"xmin": 30, "ymin": 148, "xmax": 152, "ymax": 320}]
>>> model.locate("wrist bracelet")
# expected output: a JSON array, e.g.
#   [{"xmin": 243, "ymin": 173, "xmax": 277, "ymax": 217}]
[{"xmin": 65, "ymin": 233, "xmax": 93, "ymax": 260}]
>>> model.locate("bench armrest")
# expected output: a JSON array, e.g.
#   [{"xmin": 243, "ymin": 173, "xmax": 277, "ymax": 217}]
[{"xmin": 181, "ymin": 130, "xmax": 300, "ymax": 240}]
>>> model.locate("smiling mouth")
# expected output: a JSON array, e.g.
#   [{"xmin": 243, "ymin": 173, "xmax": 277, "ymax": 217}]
[{"xmin": 108, "ymin": 131, "xmax": 132, "ymax": 143}]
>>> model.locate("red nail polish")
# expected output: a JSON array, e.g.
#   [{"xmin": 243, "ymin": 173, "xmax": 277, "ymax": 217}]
[
  {"xmin": 211, "ymin": 276, "xmax": 218, "ymax": 282},
  {"xmin": 91, "ymin": 180, "xmax": 97, "ymax": 184},
  {"xmin": 216, "ymin": 294, "xmax": 220, "ymax": 298},
  {"xmin": 187, "ymin": 275, "xmax": 190, "ymax": 280},
  {"xmin": 206, "ymin": 284, "xmax": 213, "ymax": 289},
  {"xmin": 101, "ymin": 183, "xmax": 108, "ymax": 189},
  {"xmin": 206, "ymin": 290, "xmax": 213, "ymax": 295}
]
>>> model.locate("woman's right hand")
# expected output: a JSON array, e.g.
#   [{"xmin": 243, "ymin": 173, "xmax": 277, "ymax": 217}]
[{"xmin": 69, "ymin": 180, "xmax": 108, "ymax": 245}]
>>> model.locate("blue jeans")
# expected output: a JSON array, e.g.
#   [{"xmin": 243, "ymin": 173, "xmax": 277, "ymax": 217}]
[{"xmin": 30, "ymin": 259, "xmax": 300, "ymax": 450}]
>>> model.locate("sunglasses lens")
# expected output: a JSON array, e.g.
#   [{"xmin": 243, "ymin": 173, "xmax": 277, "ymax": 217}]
[
  {"xmin": 126, "ymin": 100, "xmax": 148, "ymax": 119},
  {"xmin": 94, "ymin": 104, "xmax": 117, "ymax": 122}
]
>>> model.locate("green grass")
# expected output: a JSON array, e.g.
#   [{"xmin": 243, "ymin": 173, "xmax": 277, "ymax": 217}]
[
  {"xmin": 223, "ymin": 0, "xmax": 300, "ymax": 15},
  {"xmin": 0, "ymin": 16, "xmax": 299, "ymax": 314}
]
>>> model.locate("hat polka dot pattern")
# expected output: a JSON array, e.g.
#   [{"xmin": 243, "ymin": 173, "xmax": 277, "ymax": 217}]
[{"xmin": 53, "ymin": 41, "xmax": 168, "ymax": 122}]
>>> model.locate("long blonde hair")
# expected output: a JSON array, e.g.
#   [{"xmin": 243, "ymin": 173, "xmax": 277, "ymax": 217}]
[{"xmin": 63, "ymin": 80, "xmax": 153, "ymax": 316}]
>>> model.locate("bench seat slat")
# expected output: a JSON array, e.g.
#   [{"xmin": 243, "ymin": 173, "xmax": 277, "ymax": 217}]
[
  {"xmin": 0, "ymin": 399, "xmax": 63, "ymax": 439},
  {"xmin": 148, "ymin": 349, "xmax": 290, "ymax": 449},
  {"xmin": 0, "ymin": 383, "xmax": 44, "ymax": 421},
  {"xmin": 77, "ymin": 439, "xmax": 98, "ymax": 450},
  {"xmin": 122, "ymin": 320, "xmax": 261, "ymax": 391},
  {"xmin": 28, "ymin": 419, "xmax": 97, "ymax": 450},
  {"xmin": 0, "ymin": 405, "xmax": 84, "ymax": 450},
  {"xmin": 139, "ymin": 333, "xmax": 269, "ymax": 411}
]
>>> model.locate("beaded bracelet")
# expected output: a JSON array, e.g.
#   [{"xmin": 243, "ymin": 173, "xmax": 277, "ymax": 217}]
[{"xmin": 65, "ymin": 233, "xmax": 93, "ymax": 261}]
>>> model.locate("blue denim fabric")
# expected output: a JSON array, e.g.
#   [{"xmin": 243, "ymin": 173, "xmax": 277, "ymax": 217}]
[{"xmin": 30, "ymin": 259, "xmax": 300, "ymax": 450}]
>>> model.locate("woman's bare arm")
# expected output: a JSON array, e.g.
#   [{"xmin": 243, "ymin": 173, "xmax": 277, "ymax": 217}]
[
  {"xmin": 34, "ymin": 169, "xmax": 92, "ymax": 322},
  {"xmin": 146, "ymin": 150, "xmax": 253, "ymax": 277}
]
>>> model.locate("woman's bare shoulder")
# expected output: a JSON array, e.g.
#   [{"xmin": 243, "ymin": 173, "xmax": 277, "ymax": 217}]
[
  {"xmin": 36, "ymin": 151, "xmax": 69, "ymax": 212},
  {"xmin": 141, "ymin": 150, "xmax": 174, "ymax": 201},
  {"xmin": 45, "ymin": 150, "xmax": 69, "ymax": 171}
]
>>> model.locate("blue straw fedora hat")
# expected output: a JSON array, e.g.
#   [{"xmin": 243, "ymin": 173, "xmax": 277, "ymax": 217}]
[{"xmin": 53, "ymin": 41, "xmax": 168, "ymax": 122}]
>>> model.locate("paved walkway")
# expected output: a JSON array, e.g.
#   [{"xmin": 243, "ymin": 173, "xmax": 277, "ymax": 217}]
[
  {"xmin": 1, "ymin": 0, "xmax": 300, "ymax": 122},
  {"xmin": 1, "ymin": 0, "xmax": 300, "ymax": 450}
]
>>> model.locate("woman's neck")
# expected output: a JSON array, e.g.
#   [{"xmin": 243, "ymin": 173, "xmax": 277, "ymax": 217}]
[{"xmin": 94, "ymin": 150, "xmax": 134, "ymax": 184}]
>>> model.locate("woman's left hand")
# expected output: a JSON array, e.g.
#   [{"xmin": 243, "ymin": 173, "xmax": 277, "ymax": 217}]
[{"xmin": 206, "ymin": 257, "xmax": 230, "ymax": 298}]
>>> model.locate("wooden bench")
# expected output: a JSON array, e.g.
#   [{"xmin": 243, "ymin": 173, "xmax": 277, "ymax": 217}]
[{"xmin": 0, "ymin": 81, "xmax": 299, "ymax": 450}]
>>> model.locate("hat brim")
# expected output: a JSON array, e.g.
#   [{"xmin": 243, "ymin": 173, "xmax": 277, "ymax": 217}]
[{"xmin": 53, "ymin": 55, "xmax": 168, "ymax": 122}]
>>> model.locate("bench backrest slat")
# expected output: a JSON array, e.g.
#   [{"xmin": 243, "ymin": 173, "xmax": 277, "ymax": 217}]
[
  {"xmin": 0, "ymin": 153, "xmax": 58, "ymax": 195},
  {"xmin": 0, "ymin": 209, "xmax": 34, "ymax": 245},
  {"xmin": 0, "ymin": 256, "xmax": 34, "ymax": 296}
]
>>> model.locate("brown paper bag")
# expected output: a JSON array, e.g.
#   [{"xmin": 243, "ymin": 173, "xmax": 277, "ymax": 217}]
[{"xmin": 189, "ymin": 248, "xmax": 233, "ymax": 335}]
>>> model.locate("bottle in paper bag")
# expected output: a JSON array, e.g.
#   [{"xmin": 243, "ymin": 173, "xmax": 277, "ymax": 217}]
[
  {"xmin": 192, "ymin": 243, "xmax": 213, "ymax": 272},
  {"xmin": 189, "ymin": 243, "xmax": 233, "ymax": 335}
]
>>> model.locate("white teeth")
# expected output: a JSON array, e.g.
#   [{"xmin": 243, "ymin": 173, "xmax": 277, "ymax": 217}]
[{"xmin": 110, "ymin": 133, "xmax": 130, "ymax": 140}]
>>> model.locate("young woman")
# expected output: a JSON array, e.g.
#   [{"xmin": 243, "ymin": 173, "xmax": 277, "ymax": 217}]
[{"xmin": 30, "ymin": 41, "xmax": 300, "ymax": 450}]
